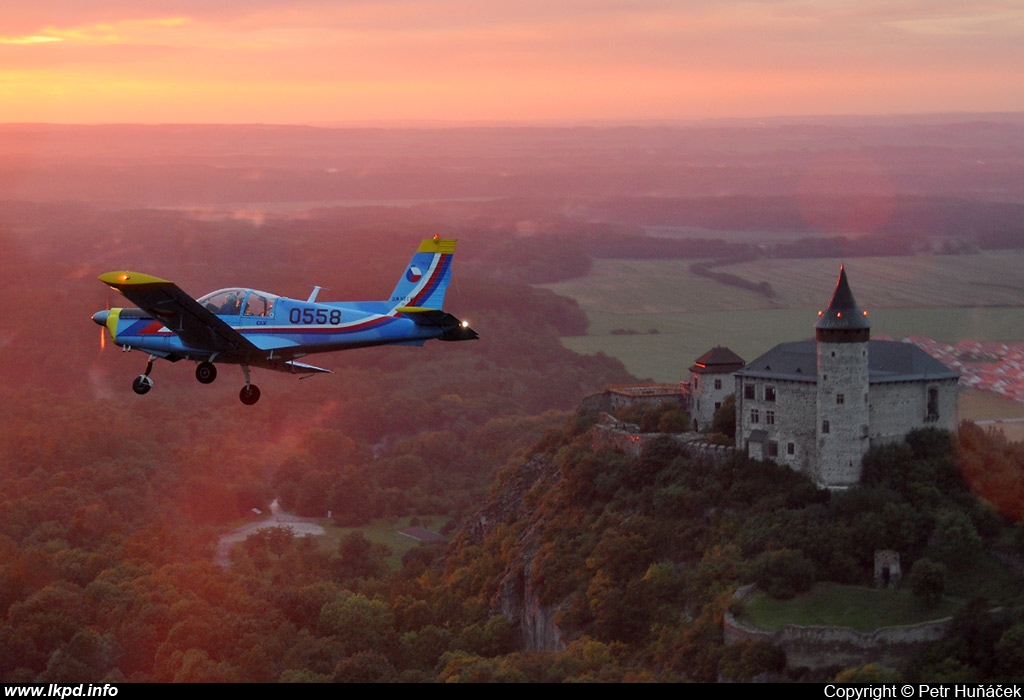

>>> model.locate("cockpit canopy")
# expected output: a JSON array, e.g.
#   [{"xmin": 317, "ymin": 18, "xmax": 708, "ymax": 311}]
[{"xmin": 197, "ymin": 288, "xmax": 278, "ymax": 317}]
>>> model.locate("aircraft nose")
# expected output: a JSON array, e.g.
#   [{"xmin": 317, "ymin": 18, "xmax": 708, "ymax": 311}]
[{"xmin": 92, "ymin": 310, "xmax": 109, "ymax": 326}]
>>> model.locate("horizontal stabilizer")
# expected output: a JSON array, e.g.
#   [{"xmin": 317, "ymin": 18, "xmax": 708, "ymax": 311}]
[{"xmin": 398, "ymin": 307, "xmax": 478, "ymax": 341}]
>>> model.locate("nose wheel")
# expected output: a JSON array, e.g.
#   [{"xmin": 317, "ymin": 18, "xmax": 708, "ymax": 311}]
[{"xmin": 132, "ymin": 358, "xmax": 155, "ymax": 395}]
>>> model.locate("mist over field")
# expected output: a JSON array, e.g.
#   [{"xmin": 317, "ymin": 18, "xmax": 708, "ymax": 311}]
[{"xmin": 2, "ymin": 115, "xmax": 1024, "ymax": 682}]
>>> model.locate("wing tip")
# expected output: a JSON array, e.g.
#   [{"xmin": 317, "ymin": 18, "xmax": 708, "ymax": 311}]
[{"xmin": 99, "ymin": 271, "xmax": 173, "ymax": 287}]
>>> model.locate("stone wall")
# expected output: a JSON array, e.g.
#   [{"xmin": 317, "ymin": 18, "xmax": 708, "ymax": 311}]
[
  {"xmin": 734, "ymin": 376, "xmax": 817, "ymax": 477},
  {"xmin": 869, "ymin": 378, "xmax": 959, "ymax": 445},
  {"xmin": 590, "ymin": 423, "xmax": 732, "ymax": 462},
  {"xmin": 724, "ymin": 585, "xmax": 951, "ymax": 671}
]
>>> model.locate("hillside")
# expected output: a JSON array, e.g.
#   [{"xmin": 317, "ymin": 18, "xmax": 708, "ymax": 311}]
[{"xmin": 436, "ymin": 409, "xmax": 1024, "ymax": 681}]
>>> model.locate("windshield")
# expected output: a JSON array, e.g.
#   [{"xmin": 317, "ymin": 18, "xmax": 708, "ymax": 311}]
[{"xmin": 198, "ymin": 288, "xmax": 277, "ymax": 317}]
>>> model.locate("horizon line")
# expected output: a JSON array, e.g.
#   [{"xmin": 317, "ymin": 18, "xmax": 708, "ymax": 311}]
[{"xmin": 4, "ymin": 111, "xmax": 1024, "ymax": 130}]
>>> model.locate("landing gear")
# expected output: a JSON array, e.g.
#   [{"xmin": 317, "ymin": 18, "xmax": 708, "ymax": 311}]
[
  {"xmin": 238, "ymin": 364, "xmax": 261, "ymax": 405},
  {"xmin": 195, "ymin": 361, "xmax": 217, "ymax": 384},
  {"xmin": 132, "ymin": 358, "xmax": 155, "ymax": 395},
  {"xmin": 239, "ymin": 384, "xmax": 261, "ymax": 405},
  {"xmin": 126, "ymin": 357, "xmax": 262, "ymax": 403}
]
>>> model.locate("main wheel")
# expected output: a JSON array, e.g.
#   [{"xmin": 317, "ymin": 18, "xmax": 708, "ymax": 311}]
[
  {"xmin": 239, "ymin": 384, "xmax": 261, "ymax": 405},
  {"xmin": 195, "ymin": 362, "xmax": 217, "ymax": 384},
  {"xmin": 132, "ymin": 375, "xmax": 153, "ymax": 395}
]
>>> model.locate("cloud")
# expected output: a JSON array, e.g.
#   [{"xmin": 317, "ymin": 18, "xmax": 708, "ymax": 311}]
[{"xmin": 1, "ymin": 0, "xmax": 1021, "ymax": 122}]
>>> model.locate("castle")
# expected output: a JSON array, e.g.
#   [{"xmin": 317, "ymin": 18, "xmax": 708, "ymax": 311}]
[{"xmin": 694, "ymin": 266, "xmax": 960, "ymax": 489}]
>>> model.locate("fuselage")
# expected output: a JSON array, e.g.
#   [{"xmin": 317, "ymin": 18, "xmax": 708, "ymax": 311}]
[{"xmin": 92, "ymin": 288, "xmax": 442, "ymax": 370}]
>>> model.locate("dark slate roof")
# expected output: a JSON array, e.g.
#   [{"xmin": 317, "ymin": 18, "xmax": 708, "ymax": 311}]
[
  {"xmin": 815, "ymin": 265, "xmax": 871, "ymax": 332},
  {"xmin": 690, "ymin": 345, "xmax": 745, "ymax": 374},
  {"xmin": 735, "ymin": 339, "xmax": 959, "ymax": 384},
  {"xmin": 735, "ymin": 340, "xmax": 817, "ymax": 382}
]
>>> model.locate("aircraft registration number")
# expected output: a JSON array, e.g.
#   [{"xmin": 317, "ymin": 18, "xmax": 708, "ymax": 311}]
[{"xmin": 289, "ymin": 308, "xmax": 342, "ymax": 325}]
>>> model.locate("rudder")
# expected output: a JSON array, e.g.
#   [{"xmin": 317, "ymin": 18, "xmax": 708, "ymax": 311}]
[{"xmin": 388, "ymin": 236, "xmax": 457, "ymax": 309}]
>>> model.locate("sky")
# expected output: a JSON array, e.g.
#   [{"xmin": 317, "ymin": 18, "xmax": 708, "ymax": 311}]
[{"xmin": 1, "ymin": 0, "xmax": 1023, "ymax": 124}]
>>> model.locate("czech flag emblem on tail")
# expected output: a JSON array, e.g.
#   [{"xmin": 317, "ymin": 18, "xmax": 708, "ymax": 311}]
[{"xmin": 406, "ymin": 266, "xmax": 423, "ymax": 283}]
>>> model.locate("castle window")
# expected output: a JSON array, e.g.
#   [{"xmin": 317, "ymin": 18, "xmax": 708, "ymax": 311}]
[
  {"xmin": 764, "ymin": 386, "xmax": 776, "ymax": 402},
  {"xmin": 768, "ymin": 441, "xmax": 778, "ymax": 457},
  {"xmin": 787, "ymin": 442, "xmax": 795, "ymax": 455},
  {"xmin": 714, "ymin": 378, "xmax": 722, "ymax": 390},
  {"xmin": 822, "ymin": 420, "xmax": 830, "ymax": 434},
  {"xmin": 751, "ymin": 409, "xmax": 760, "ymax": 423},
  {"xmin": 744, "ymin": 384, "xmax": 755, "ymax": 400},
  {"xmin": 836, "ymin": 393, "xmax": 845, "ymax": 405},
  {"xmin": 714, "ymin": 401, "xmax": 721, "ymax": 411},
  {"xmin": 766, "ymin": 410, "xmax": 775, "ymax": 425}
]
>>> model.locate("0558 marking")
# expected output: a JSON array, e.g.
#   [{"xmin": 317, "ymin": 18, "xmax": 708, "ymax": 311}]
[{"xmin": 289, "ymin": 308, "xmax": 342, "ymax": 325}]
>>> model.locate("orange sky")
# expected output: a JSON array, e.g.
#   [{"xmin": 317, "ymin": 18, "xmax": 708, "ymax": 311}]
[{"xmin": 1, "ymin": 1, "xmax": 1023, "ymax": 124}]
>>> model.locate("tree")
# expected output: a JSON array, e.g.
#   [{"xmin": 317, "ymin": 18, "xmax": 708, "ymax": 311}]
[
  {"xmin": 318, "ymin": 594, "xmax": 396, "ymax": 657},
  {"xmin": 711, "ymin": 394, "xmax": 736, "ymax": 439},
  {"xmin": 996, "ymin": 623, "xmax": 1024, "ymax": 679},
  {"xmin": 932, "ymin": 509, "xmax": 983, "ymax": 568},
  {"xmin": 718, "ymin": 640, "xmax": 786, "ymax": 680},
  {"xmin": 332, "ymin": 651, "xmax": 397, "ymax": 683},
  {"xmin": 336, "ymin": 532, "xmax": 389, "ymax": 581},
  {"xmin": 908, "ymin": 558, "xmax": 946, "ymax": 608},
  {"xmin": 834, "ymin": 663, "xmax": 901, "ymax": 683},
  {"xmin": 751, "ymin": 549, "xmax": 815, "ymax": 600}
]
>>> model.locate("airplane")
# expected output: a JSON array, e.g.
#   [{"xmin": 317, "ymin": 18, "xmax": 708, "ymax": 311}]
[{"xmin": 92, "ymin": 235, "xmax": 478, "ymax": 405}]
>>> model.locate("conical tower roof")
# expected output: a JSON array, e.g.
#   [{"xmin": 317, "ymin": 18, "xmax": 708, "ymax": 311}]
[{"xmin": 815, "ymin": 265, "xmax": 870, "ymax": 341}]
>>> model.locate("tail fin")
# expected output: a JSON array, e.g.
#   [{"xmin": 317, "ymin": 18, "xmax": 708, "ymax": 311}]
[{"xmin": 388, "ymin": 236, "xmax": 457, "ymax": 310}]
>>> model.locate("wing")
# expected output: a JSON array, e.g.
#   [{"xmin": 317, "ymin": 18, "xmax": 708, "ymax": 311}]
[{"xmin": 99, "ymin": 271, "xmax": 258, "ymax": 355}]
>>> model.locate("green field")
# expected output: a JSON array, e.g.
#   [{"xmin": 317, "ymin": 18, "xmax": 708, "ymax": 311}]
[
  {"xmin": 324, "ymin": 516, "xmax": 447, "ymax": 570},
  {"xmin": 541, "ymin": 251, "xmax": 1024, "ymax": 422},
  {"xmin": 557, "ymin": 306, "xmax": 1024, "ymax": 383},
  {"xmin": 740, "ymin": 584, "xmax": 961, "ymax": 632},
  {"xmin": 740, "ymin": 548, "xmax": 1021, "ymax": 633},
  {"xmin": 544, "ymin": 251, "xmax": 1024, "ymax": 315}
]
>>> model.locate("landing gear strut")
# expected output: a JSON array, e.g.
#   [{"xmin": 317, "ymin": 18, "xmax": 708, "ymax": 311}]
[
  {"xmin": 195, "ymin": 361, "xmax": 217, "ymax": 384},
  {"xmin": 132, "ymin": 358, "xmax": 155, "ymax": 395},
  {"xmin": 239, "ymin": 364, "xmax": 261, "ymax": 405}
]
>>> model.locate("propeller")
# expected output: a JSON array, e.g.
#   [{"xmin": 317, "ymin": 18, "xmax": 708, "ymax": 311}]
[{"xmin": 96, "ymin": 290, "xmax": 114, "ymax": 352}]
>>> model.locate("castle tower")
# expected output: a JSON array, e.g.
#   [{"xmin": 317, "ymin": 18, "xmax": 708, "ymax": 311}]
[
  {"xmin": 815, "ymin": 265, "xmax": 870, "ymax": 488},
  {"xmin": 689, "ymin": 346, "xmax": 745, "ymax": 432}
]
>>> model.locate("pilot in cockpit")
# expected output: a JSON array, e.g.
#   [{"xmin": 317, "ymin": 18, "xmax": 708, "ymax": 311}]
[{"xmin": 219, "ymin": 292, "xmax": 241, "ymax": 316}]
